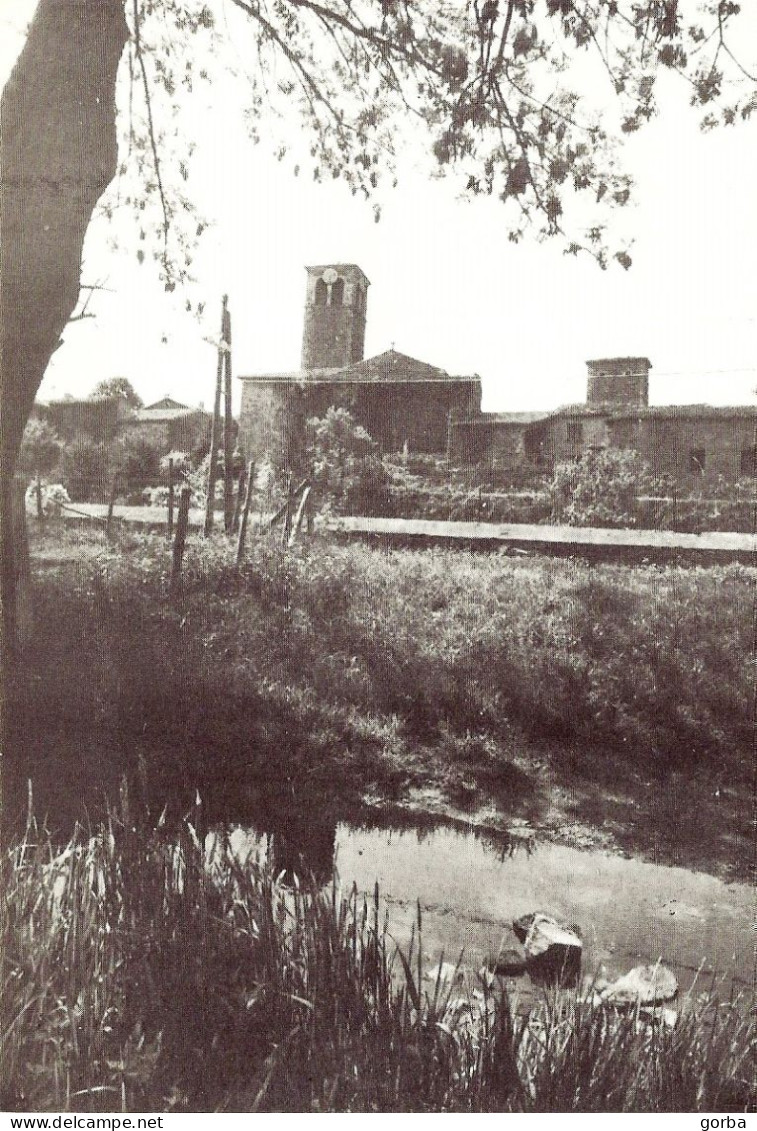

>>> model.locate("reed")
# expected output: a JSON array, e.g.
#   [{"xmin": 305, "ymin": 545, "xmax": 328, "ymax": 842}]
[{"xmin": 1, "ymin": 815, "xmax": 753, "ymax": 1113}]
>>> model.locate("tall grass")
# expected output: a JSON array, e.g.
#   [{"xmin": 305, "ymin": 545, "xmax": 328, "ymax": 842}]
[
  {"xmin": 24, "ymin": 532, "xmax": 754, "ymax": 767},
  {"xmin": 1, "ymin": 816, "xmax": 753, "ymax": 1113},
  {"xmin": 10, "ymin": 530, "xmax": 753, "ymax": 868}
]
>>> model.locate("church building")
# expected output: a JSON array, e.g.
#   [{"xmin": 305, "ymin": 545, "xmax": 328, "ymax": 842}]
[
  {"xmin": 237, "ymin": 263, "xmax": 481, "ymax": 469},
  {"xmin": 238, "ymin": 262, "xmax": 756, "ymax": 485}
]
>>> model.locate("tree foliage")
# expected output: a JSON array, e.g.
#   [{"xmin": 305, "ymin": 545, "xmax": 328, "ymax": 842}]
[
  {"xmin": 550, "ymin": 446, "xmax": 663, "ymax": 527},
  {"xmin": 112, "ymin": 433, "xmax": 162, "ymax": 488},
  {"xmin": 17, "ymin": 418, "xmax": 63, "ymax": 477},
  {"xmin": 307, "ymin": 406, "xmax": 388, "ymax": 513},
  {"xmin": 114, "ymin": 0, "xmax": 756, "ymax": 289},
  {"xmin": 61, "ymin": 439, "xmax": 110, "ymax": 503},
  {"xmin": 90, "ymin": 376, "xmax": 143, "ymax": 409}
]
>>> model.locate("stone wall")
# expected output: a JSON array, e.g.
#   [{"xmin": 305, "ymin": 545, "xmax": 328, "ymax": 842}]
[
  {"xmin": 586, "ymin": 358, "xmax": 650, "ymax": 408},
  {"xmin": 239, "ymin": 377, "xmax": 482, "ymax": 468},
  {"xmin": 239, "ymin": 381, "xmax": 308, "ymax": 471},
  {"xmin": 449, "ymin": 421, "xmax": 530, "ymax": 468},
  {"xmin": 547, "ymin": 414, "xmax": 610, "ymax": 465},
  {"xmin": 636, "ymin": 414, "xmax": 757, "ymax": 482},
  {"xmin": 350, "ymin": 381, "xmax": 480, "ymax": 453},
  {"xmin": 587, "ymin": 373, "xmax": 649, "ymax": 407},
  {"xmin": 450, "ymin": 407, "xmax": 756, "ymax": 485},
  {"xmin": 301, "ymin": 304, "xmax": 364, "ymax": 370}
]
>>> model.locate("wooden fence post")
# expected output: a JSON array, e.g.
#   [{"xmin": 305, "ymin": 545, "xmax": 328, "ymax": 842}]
[
  {"xmin": 228, "ymin": 463, "xmax": 246, "ymax": 533},
  {"xmin": 167, "ymin": 457, "xmax": 174, "ymax": 542},
  {"xmin": 205, "ymin": 294, "xmax": 227, "ymax": 537},
  {"xmin": 305, "ymin": 487, "xmax": 314, "ymax": 536},
  {"xmin": 231, "ymin": 465, "xmax": 246, "ymax": 536},
  {"xmin": 281, "ymin": 474, "xmax": 294, "ymax": 548},
  {"xmin": 106, "ymin": 475, "xmax": 119, "ymax": 541},
  {"xmin": 223, "ymin": 303, "xmax": 234, "ymax": 534},
  {"xmin": 236, "ymin": 461, "xmax": 255, "ymax": 565},
  {"xmin": 288, "ymin": 484, "xmax": 311, "ymax": 547},
  {"xmin": 35, "ymin": 474, "xmax": 44, "ymax": 524},
  {"xmin": 171, "ymin": 485, "xmax": 191, "ymax": 594}
]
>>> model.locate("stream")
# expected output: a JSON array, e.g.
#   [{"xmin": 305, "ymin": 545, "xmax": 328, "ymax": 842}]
[{"xmin": 225, "ymin": 818, "xmax": 753, "ymax": 995}]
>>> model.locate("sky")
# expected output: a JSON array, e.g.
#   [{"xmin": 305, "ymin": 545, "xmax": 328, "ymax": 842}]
[{"xmin": 1, "ymin": 0, "xmax": 756, "ymax": 415}]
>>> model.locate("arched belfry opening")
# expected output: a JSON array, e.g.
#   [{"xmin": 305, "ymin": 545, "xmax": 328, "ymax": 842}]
[
  {"xmin": 301, "ymin": 264, "xmax": 370, "ymax": 370},
  {"xmin": 331, "ymin": 277, "xmax": 344, "ymax": 306}
]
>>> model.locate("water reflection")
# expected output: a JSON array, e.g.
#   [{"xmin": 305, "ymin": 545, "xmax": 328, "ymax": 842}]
[
  {"xmin": 265, "ymin": 819, "xmax": 338, "ymax": 886},
  {"xmin": 224, "ymin": 820, "xmax": 752, "ymax": 996}
]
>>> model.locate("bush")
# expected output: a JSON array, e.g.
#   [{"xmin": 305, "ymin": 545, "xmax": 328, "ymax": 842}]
[
  {"xmin": 24, "ymin": 480, "xmax": 70, "ymax": 516},
  {"xmin": 61, "ymin": 439, "xmax": 109, "ymax": 501},
  {"xmin": 550, "ymin": 449, "xmax": 661, "ymax": 528},
  {"xmin": 307, "ymin": 407, "xmax": 389, "ymax": 515},
  {"xmin": 112, "ymin": 435, "xmax": 162, "ymax": 492},
  {"xmin": 18, "ymin": 418, "xmax": 63, "ymax": 477},
  {"xmin": 142, "ymin": 486, "xmax": 170, "ymax": 507},
  {"xmin": 160, "ymin": 450, "xmax": 191, "ymax": 476}
]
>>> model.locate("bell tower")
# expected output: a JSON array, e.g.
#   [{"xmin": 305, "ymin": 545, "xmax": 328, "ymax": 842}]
[{"xmin": 301, "ymin": 264, "xmax": 370, "ymax": 370}]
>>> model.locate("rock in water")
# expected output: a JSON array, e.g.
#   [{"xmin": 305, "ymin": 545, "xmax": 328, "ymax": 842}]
[
  {"xmin": 512, "ymin": 912, "xmax": 537, "ymax": 943},
  {"xmin": 601, "ymin": 964, "xmax": 678, "ymax": 1006},
  {"xmin": 516, "ymin": 913, "xmax": 583, "ymax": 985},
  {"xmin": 491, "ymin": 944, "xmax": 528, "ymax": 977},
  {"xmin": 424, "ymin": 961, "xmax": 478, "ymax": 996}
]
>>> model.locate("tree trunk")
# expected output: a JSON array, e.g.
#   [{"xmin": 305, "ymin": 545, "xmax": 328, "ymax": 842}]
[{"xmin": 0, "ymin": 0, "xmax": 129, "ymax": 776}]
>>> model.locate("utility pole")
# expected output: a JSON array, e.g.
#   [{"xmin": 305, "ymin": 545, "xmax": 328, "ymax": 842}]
[{"xmin": 204, "ymin": 294, "xmax": 227, "ymax": 537}]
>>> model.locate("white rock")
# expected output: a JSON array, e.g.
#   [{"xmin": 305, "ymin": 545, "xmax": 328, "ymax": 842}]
[
  {"xmin": 523, "ymin": 914, "xmax": 582, "ymax": 958},
  {"xmin": 601, "ymin": 963, "xmax": 678, "ymax": 1005}
]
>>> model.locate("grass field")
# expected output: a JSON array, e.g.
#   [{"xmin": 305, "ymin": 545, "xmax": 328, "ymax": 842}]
[
  {"xmin": 2, "ymin": 526, "xmax": 754, "ymax": 1112},
  {"xmin": 7, "ymin": 526, "xmax": 754, "ymax": 878}
]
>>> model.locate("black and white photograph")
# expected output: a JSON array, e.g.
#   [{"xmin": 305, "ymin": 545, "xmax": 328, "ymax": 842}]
[{"xmin": 0, "ymin": 0, "xmax": 755, "ymax": 1117}]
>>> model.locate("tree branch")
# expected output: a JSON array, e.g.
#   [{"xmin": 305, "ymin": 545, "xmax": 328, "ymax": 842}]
[{"xmin": 132, "ymin": 0, "xmax": 170, "ymax": 261}]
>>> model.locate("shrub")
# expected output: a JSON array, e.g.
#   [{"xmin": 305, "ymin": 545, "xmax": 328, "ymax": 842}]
[
  {"xmin": 24, "ymin": 480, "xmax": 70, "ymax": 516},
  {"xmin": 160, "ymin": 449, "xmax": 191, "ymax": 476},
  {"xmin": 18, "ymin": 418, "xmax": 63, "ymax": 477},
  {"xmin": 550, "ymin": 449, "xmax": 661, "ymax": 527},
  {"xmin": 112, "ymin": 435, "xmax": 162, "ymax": 492},
  {"xmin": 307, "ymin": 407, "xmax": 389, "ymax": 514},
  {"xmin": 142, "ymin": 486, "xmax": 170, "ymax": 507},
  {"xmin": 61, "ymin": 438, "xmax": 109, "ymax": 501}
]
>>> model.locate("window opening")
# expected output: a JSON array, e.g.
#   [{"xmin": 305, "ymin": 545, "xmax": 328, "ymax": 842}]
[
  {"xmin": 331, "ymin": 277, "xmax": 344, "ymax": 306},
  {"xmin": 689, "ymin": 448, "xmax": 706, "ymax": 474},
  {"xmin": 566, "ymin": 420, "xmax": 583, "ymax": 446},
  {"xmin": 740, "ymin": 445, "xmax": 756, "ymax": 477}
]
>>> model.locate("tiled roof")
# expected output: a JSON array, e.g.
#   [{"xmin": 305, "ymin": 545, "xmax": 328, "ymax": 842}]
[
  {"xmin": 238, "ymin": 349, "xmax": 480, "ymax": 385},
  {"xmin": 342, "ymin": 349, "xmax": 477, "ymax": 384},
  {"xmin": 132, "ymin": 407, "xmax": 201, "ymax": 423},
  {"xmin": 456, "ymin": 411, "xmax": 553, "ymax": 425},
  {"xmin": 555, "ymin": 403, "xmax": 757, "ymax": 420},
  {"xmin": 143, "ymin": 396, "xmax": 189, "ymax": 410}
]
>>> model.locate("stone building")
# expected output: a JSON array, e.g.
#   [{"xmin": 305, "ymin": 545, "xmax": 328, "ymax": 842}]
[
  {"xmin": 35, "ymin": 393, "xmax": 210, "ymax": 456},
  {"xmin": 451, "ymin": 357, "xmax": 757, "ymax": 483},
  {"xmin": 123, "ymin": 397, "xmax": 210, "ymax": 453},
  {"xmin": 40, "ymin": 396, "xmax": 126, "ymax": 442},
  {"xmin": 238, "ymin": 265, "xmax": 755, "ymax": 484},
  {"xmin": 238, "ymin": 263, "xmax": 481, "ymax": 469}
]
